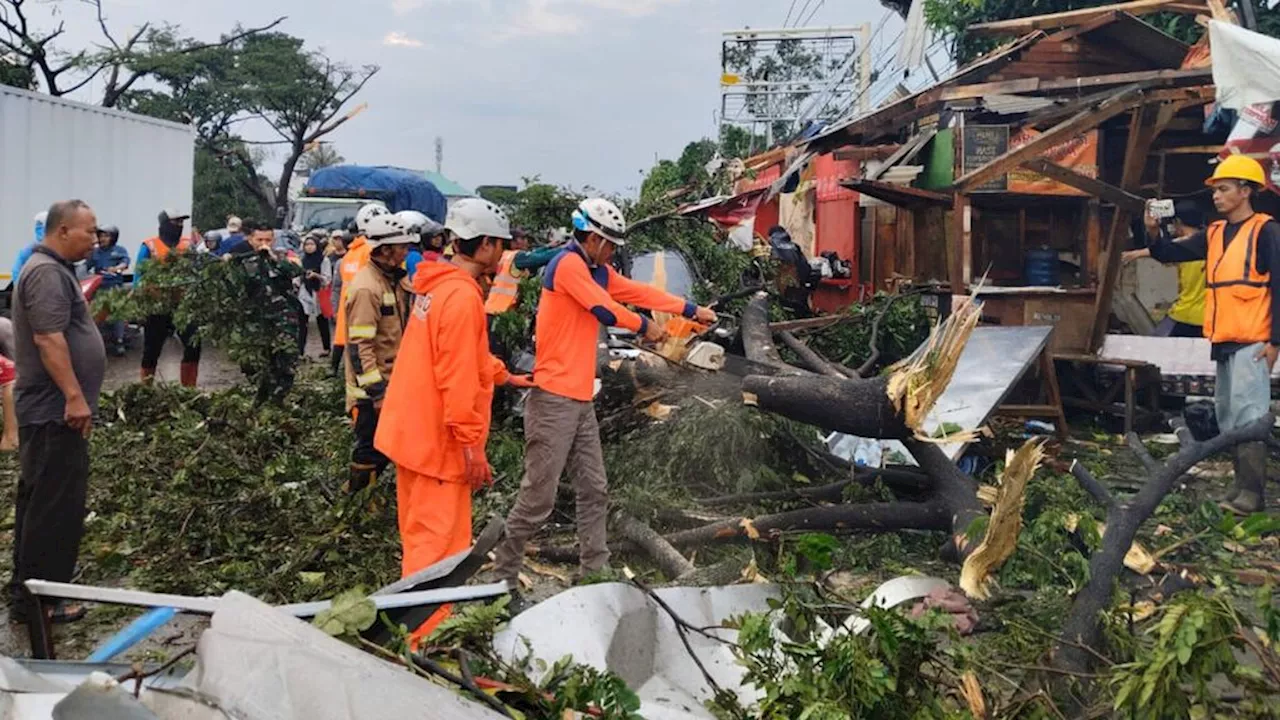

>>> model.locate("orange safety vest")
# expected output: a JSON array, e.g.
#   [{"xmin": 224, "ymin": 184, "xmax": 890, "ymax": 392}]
[
  {"xmin": 484, "ymin": 250, "xmax": 522, "ymax": 315},
  {"xmin": 142, "ymin": 235, "xmax": 192, "ymax": 261},
  {"xmin": 334, "ymin": 236, "xmax": 373, "ymax": 344},
  {"xmin": 1205, "ymin": 213, "xmax": 1274, "ymax": 344}
]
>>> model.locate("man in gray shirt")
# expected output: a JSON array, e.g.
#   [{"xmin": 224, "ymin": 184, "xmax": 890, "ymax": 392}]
[{"xmin": 8, "ymin": 199, "xmax": 105, "ymax": 628}]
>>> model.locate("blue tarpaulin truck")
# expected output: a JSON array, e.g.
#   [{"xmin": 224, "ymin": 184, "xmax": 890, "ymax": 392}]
[{"xmin": 290, "ymin": 165, "xmax": 446, "ymax": 234}]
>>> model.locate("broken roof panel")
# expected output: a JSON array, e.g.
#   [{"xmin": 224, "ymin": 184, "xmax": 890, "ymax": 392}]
[{"xmin": 967, "ymin": 0, "xmax": 1195, "ymax": 37}]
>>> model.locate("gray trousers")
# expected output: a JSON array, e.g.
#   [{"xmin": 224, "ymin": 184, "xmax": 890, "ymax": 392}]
[
  {"xmin": 494, "ymin": 389, "xmax": 610, "ymax": 582},
  {"xmin": 1216, "ymin": 342, "xmax": 1272, "ymax": 432}
]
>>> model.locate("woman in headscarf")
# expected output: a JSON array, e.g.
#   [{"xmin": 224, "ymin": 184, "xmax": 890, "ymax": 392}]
[{"xmin": 297, "ymin": 232, "xmax": 332, "ymax": 356}]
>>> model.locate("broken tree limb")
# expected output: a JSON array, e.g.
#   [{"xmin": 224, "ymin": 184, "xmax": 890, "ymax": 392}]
[
  {"xmin": 1053, "ymin": 414, "xmax": 1276, "ymax": 674},
  {"xmin": 959, "ymin": 439, "xmax": 1045, "ymax": 599},
  {"xmin": 1068, "ymin": 460, "xmax": 1117, "ymax": 513},
  {"xmin": 1125, "ymin": 432, "xmax": 1161, "ymax": 474},
  {"xmin": 663, "ymin": 501, "xmax": 952, "ymax": 549},
  {"xmin": 614, "ymin": 512, "xmax": 696, "ymax": 579},
  {"xmin": 743, "ymin": 373, "xmax": 911, "ymax": 439},
  {"xmin": 742, "ymin": 293, "xmax": 801, "ymax": 374},
  {"xmin": 696, "ymin": 466, "xmax": 934, "ymax": 506},
  {"xmin": 778, "ymin": 330, "xmax": 849, "ymax": 378},
  {"xmin": 855, "ymin": 289, "xmax": 926, "ymax": 378},
  {"xmin": 904, "ymin": 439, "xmax": 987, "ymax": 560}
]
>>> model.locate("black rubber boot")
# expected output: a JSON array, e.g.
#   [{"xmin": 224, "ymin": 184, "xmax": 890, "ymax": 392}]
[
  {"xmin": 345, "ymin": 464, "xmax": 377, "ymax": 495},
  {"xmin": 1223, "ymin": 441, "xmax": 1267, "ymax": 515}
]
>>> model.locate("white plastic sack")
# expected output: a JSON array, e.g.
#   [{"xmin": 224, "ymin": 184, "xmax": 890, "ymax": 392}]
[{"xmin": 1210, "ymin": 21, "xmax": 1280, "ymax": 110}]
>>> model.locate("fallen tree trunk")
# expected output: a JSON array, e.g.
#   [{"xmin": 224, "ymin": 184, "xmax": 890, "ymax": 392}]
[
  {"xmin": 743, "ymin": 373, "xmax": 910, "ymax": 440},
  {"xmin": 664, "ymin": 501, "xmax": 952, "ymax": 549},
  {"xmin": 742, "ymin": 293, "xmax": 802, "ymax": 374},
  {"xmin": 696, "ymin": 466, "xmax": 933, "ymax": 506},
  {"xmin": 1053, "ymin": 413, "xmax": 1275, "ymax": 675}
]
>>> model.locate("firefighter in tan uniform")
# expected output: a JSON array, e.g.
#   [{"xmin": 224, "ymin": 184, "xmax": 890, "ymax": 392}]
[{"xmin": 344, "ymin": 213, "xmax": 415, "ymax": 494}]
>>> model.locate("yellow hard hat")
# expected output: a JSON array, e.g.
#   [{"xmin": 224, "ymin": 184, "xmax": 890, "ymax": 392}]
[{"xmin": 1206, "ymin": 155, "xmax": 1266, "ymax": 186}]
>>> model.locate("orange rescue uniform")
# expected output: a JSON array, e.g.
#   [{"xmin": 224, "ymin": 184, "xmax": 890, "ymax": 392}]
[
  {"xmin": 334, "ymin": 235, "xmax": 372, "ymax": 347},
  {"xmin": 375, "ymin": 261, "xmax": 509, "ymax": 639},
  {"xmin": 1205, "ymin": 213, "xmax": 1275, "ymax": 344},
  {"xmin": 534, "ymin": 243, "xmax": 697, "ymax": 401},
  {"xmin": 484, "ymin": 250, "xmax": 522, "ymax": 315}
]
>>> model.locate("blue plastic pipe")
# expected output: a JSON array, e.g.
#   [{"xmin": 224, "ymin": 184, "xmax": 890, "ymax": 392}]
[{"xmin": 86, "ymin": 606, "xmax": 178, "ymax": 662}]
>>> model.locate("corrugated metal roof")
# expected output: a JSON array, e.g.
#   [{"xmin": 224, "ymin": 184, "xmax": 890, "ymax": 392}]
[{"xmin": 980, "ymin": 93, "xmax": 1061, "ymax": 115}]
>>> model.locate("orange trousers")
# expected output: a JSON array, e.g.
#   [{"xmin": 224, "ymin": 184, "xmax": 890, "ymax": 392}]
[{"xmin": 396, "ymin": 466, "xmax": 472, "ymax": 644}]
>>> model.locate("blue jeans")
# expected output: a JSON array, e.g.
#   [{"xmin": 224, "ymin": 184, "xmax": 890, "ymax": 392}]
[
  {"xmin": 101, "ymin": 320, "xmax": 125, "ymax": 346},
  {"xmin": 1215, "ymin": 342, "xmax": 1272, "ymax": 432}
]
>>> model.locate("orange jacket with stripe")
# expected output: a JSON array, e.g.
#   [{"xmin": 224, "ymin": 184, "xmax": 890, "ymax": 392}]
[
  {"xmin": 534, "ymin": 242, "xmax": 697, "ymax": 402},
  {"xmin": 375, "ymin": 262, "xmax": 509, "ymax": 482},
  {"xmin": 335, "ymin": 236, "xmax": 372, "ymax": 344}
]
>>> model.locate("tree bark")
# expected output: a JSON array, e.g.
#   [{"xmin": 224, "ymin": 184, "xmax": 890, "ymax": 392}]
[
  {"xmin": 696, "ymin": 466, "xmax": 933, "ymax": 506},
  {"xmin": 904, "ymin": 440, "xmax": 986, "ymax": 559},
  {"xmin": 614, "ymin": 512, "xmax": 696, "ymax": 579},
  {"xmin": 743, "ymin": 373, "xmax": 910, "ymax": 440},
  {"xmin": 663, "ymin": 501, "xmax": 952, "ymax": 549},
  {"xmin": 742, "ymin": 293, "xmax": 798, "ymax": 372},
  {"xmin": 1053, "ymin": 414, "xmax": 1275, "ymax": 674},
  {"xmin": 778, "ymin": 331, "xmax": 848, "ymax": 378}
]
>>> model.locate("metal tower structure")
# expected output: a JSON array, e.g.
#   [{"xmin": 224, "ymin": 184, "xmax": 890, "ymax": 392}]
[{"xmin": 719, "ymin": 24, "xmax": 870, "ymax": 151}]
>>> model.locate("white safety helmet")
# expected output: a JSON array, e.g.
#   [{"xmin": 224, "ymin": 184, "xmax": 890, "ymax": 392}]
[
  {"xmin": 363, "ymin": 214, "xmax": 417, "ymax": 249},
  {"xmin": 445, "ymin": 198, "xmax": 512, "ymax": 241},
  {"xmin": 395, "ymin": 210, "xmax": 430, "ymax": 232},
  {"xmin": 572, "ymin": 198, "xmax": 627, "ymax": 245},
  {"xmin": 355, "ymin": 203, "xmax": 390, "ymax": 234}
]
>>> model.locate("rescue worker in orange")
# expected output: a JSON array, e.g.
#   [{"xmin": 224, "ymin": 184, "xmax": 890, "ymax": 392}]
[
  {"xmin": 1146, "ymin": 155, "xmax": 1280, "ymax": 514},
  {"xmin": 492, "ymin": 199, "xmax": 717, "ymax": 592},
  {"xmin": 134, "ymin": 209, "xmax": 201, "ymax": 387},
  {"xmin": 344, "ymin": 212, "xmax": 414, "ymax": 494},
  {"xmin": 376, "ymin": 198, "xmax": 534, "ymax": 639},
  {"xmin": 332, "ymin": 205, "xmax": 385, "ymax": 384},
  {"xmin": 484, "ymin": 228, "xmax": 559, "ymax": 316}
]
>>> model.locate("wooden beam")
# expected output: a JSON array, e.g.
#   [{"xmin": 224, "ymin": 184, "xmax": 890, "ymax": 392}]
[
  {"xmin": 968, "ymin": 0, "xmax": 1190, "ymax": 36},
  {"xmin": 1089, "ymin": 104, "xmax": 1162, "ymax": 350},
  {"xmin": 832, "ymin": 145, "xmax": 901, "ymax": 161},
  {"xmin": 1020, "ymin": 159, "xmax": 1147, "ymax": 214},
  {"xmin": 953, "ymin": 85, "xmax": 1146, "ymax": 192},
  {"xmin": 937, "ymin": 68, "xmax": 1211, "ymax": 104},
  {"xmin": 1085, "ymin": 199, "xmax": 1101, "ymax": 287},
  {"xmin": 867, "ymin": 129, "xmax": 937, "ymax": 181},
  {"xmin": 950, "ymin": 194, "xmax": 968, "ymax": 292}
]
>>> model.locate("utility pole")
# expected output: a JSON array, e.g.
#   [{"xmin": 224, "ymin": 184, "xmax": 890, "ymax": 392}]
[{"xmin": 435, "ymin": 137, "xmax": 443, "ymax": 174}]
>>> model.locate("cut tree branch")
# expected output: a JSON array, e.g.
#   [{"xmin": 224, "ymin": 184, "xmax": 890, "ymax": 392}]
[
  {"xmin": 1054, "ymin": 414, "xmax": 1275, "ymax": 674},
  {"xmin": 1125, "ymin": 432, "xmax": 1160, "ymax": 474},
  {"xmin": 778, "ymin": 331, "xmax": 848, "ymax": 378},
  {"xmin": 1067, "ymin": 459, "xmax": 1117, "ymax": 513}
]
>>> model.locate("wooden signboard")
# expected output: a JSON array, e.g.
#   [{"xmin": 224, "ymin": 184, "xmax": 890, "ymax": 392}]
[{"xmin": 961, "ymin": 125, "xmax": 1010, "ymax": 192}]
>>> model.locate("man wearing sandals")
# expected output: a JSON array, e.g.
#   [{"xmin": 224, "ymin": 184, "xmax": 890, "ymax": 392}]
[{"xmin": 8, "ymin": 199, "xmax": 106, "ymax": 626}]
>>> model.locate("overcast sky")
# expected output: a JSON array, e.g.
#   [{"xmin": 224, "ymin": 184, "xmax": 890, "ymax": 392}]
[{"xmin": 38, "ymin": 0, "xmax": 900, "ymax": 195}]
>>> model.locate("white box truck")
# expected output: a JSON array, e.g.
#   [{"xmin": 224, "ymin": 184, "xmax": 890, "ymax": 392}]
[{"xmin": 0, "ymin": 84, "xmax": 195, "ymax": 290}]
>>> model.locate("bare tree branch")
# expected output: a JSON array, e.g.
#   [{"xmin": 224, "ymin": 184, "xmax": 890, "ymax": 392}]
[{"xmin": 1067, "ymin": 459, "xmax": 1116, "ymax": 514}]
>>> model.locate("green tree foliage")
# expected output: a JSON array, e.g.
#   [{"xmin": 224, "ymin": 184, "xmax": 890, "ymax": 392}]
[
  {"xmin": 0, "ymin": 53, "xmax": 32, "ymax": 88},
  {"xmin": 925, "ymin": 0, "xmax": 1280, "ymax": 65},
  {"xmin": 298, "ymin": 143, "xmax": 345, "ymax": 175},
  {"xmin": 93, "ymin": 251, "xmax": 302, "ymax": 402}
]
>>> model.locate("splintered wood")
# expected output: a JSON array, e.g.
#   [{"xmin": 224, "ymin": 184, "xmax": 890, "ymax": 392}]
[
  {"xmin": 885, "ymin": 288, "xmax": 983, "ymax": 441},
  {"xmin": 959, "ymin": 438, "xmax": 1046, "ymax": 599}
]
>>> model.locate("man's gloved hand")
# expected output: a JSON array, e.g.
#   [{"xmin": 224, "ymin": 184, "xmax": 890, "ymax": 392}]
[
  {"xmin": 463, "ymin": 445, "xmax": 493, "ymax": 491},
  {"xmin": 694, "ymin": 306, "xmax": 718, "ymax": 324}
]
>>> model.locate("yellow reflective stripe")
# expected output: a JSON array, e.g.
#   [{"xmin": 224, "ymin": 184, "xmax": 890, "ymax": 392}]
[
  {"xmin": 382, "ymin": 292, "xmax": 396, "ymax": 306},
  {"xmin": 348, "ymin": 325, "xmax": 377, "ymax": 339},
  {"xmin": 356, "ymin": 368, "xmax": 383, "ymax": 387},
  {"xmin": 346, "ymin": 385, "xmax": 368, "ymax": 399},
  {"xmin": 489, "ymin": 286, "xmax": 518, "ymax": 297}
]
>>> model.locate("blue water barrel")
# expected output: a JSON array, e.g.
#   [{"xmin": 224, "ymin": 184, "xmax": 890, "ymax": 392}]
[{"xmin": 1023, "ymin": 246, "xmax": 1060, "ymax": 286}]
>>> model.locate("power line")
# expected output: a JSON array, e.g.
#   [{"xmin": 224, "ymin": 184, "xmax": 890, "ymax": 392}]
[
  {"xmin": 791, "ymin": 0, "xmax": 815, "ymax": 27},
  {"xmin": 799, "ymin": 0, "xmax": 826, "ymax": 27},
  {"xmin": 783, "ymin": 0, "xmax": 799, "ymax": 27}
]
